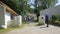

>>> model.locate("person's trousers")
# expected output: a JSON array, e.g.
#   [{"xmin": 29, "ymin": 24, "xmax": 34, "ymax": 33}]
[{"xmin": 46, "ymin": 22, "xmax": 49, "ymax": 27}]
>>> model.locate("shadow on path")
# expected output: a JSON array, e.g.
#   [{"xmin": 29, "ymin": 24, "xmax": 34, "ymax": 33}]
[
  {"xmin": 35, "ymin": 23, "xmax": 44, "ymax": 26},
  {"xmin": 40, "ymin": 26, "xmax": 48, "ymax": 28}
]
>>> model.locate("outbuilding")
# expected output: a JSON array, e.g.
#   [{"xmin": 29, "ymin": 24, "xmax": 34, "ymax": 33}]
[
  {"xmin": 0, "ymin": 1, "xmax": 18, "ymax": 28},
  {"xmin": 39, "ymin": 5, "xmax": 60, "ymax": 24}
]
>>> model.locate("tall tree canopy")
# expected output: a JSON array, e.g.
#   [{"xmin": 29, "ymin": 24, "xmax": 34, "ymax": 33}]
[
  {"xmin": 34, "ymin": 0, "xmax": 58, "ymax": 21},
  {"xmin": 0, "ymin": 0, "xmax": 30, "ymax": 15},
  {"xmin": 0, "ymin": 0, "xmax": 58, "ymax": 22},
  {"xmin": 1, "ymin": 0, "xmax": 20, "ymax": 14},
  {"xmin": 34, "ymin": 0, "xmax": 58, "ymax": 11}
]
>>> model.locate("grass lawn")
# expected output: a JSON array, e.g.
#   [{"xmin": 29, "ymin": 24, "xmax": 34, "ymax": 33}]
[
  {"xmin": 0, "ymin": 26, "xmax": 23, "ymax": 34},
  {"xmin": 0, "ymin": 23, "xmax": 26, "ymax": 34}
]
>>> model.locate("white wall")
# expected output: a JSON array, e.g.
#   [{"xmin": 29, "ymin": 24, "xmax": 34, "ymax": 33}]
[
  {"xmin": 0, "ymin": 5, "xmax": 21, "ymax": 28},
  {"xmin": 7, "ymin": 15, "xmax": 22, "ymax": 27},
  {"xmin": 40, "ymin": 5, "xmax": 60, "ymax": 18},
  {"xmin": 39, "ymin": 16, "xmax": 45, "ymax": 24},
  {"xmin": 14, "ymin": 15, "xmax": 22, "ymax": 26},
  {"xmin": 5, "ymin": 11, "xmax": 11, "ymax": 28},
  {"xmin": 0, "ymin": 5, "xmax": 5, "ymax": 26}
]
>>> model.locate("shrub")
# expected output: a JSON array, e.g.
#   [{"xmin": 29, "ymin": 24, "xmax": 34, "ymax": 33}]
[
  {"xmin": 49, "ymin": 15, "xmax": 60, "ymax": 26},
  {"xmin": 51, "ymin": 15, "xmax": 57, "ymax": 22},
  {"xmin": 58, "ymin": 17, "xmax": 60, "ymax": 21},
  {"xmin": 0, "ymin": 26, "xmax": 4, "ymax": 30}
]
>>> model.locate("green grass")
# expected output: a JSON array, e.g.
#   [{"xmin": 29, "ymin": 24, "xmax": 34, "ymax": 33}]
[
  {"xmin": 0, "ymin": 26, "xmax": 22, "ymax": 34},
  {"xmin": 0, "ymin": 23, "xmax": 26, "ymax": 34}
]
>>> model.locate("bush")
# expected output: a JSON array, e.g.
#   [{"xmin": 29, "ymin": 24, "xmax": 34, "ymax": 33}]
[
  {"xmin": 0, "ymin": 27, "xmax": 4, "ymax": 30},
  {"xmin": 53, "ymin": 21, "xmax": 60, "ymax": 26},
  {"xmin": 49, "ymin": 15, "xmax": 60, "ymax": 26},
  {"xmin": 58, "ymin": 17, "xmax": 60, "ymax": 21},
  {"xmin": 51, "ymin": 15, "xmax": 57, "ymax": 22}
]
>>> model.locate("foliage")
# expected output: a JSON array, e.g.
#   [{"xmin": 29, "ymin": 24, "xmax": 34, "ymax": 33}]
[
  {"xmin": 0, "ymin": 0, "xmax": 58, "ymax": 22},
  {"xmin": 50, "ymin": 20, "xmax": 60, "ymax": 26},
  {"xmin": 49, "ymin": 15, "xmax": 60, "ymax": 26},
  {"xmin": 51, "ymin": 15, "xmax": 57, "ymax": 22},
  {"xmin": 1, "ymin": 0, "xmax": 20, "ymax": 14},
  {"xmin": 39, "ymin": 0, "xmax": 57, "ymax": 7},
  {"xmin": 1, "ymin": 0, "xmax": 58, "ymax": 15},
  {"xmin": 58, "ymin": 18, "xmax": 60, "ymax": 21},
  {"xmin": 56, "ymin": 16, "xmax": 60, "ymax": 21},
  {"xmin": 0, "ymin": 0, "xmax": 30, "ymax": 15},
  {"xmin": 34, "ymin": 0, "xmax": 58, "ymax": 21}
]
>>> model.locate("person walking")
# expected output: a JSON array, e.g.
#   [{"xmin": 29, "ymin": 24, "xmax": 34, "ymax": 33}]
[{"xmin": 45, "ymin": 14, "xmax": 49, "ymax": 27}]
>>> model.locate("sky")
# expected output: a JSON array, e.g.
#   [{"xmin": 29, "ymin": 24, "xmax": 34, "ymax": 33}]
[
  {"xmin": 27, "ymin": 0, "xmax": 35, "ymax": 8},
  {"xmin": 55, "ymin": 0, "xmax": 60, "ymax": 6},
  {"xmin": 29, "ymin": 0, "xmax": 60, "ymax": 8}
]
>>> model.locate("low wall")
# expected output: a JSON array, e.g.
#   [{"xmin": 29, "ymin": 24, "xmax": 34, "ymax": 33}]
[
  {"xmin": 7, "ymin": 15, "xmax": 22, "ymax": 27},
  {"xmin": 39, "ymin": 16, "xmax": 45, "ymax": 25}
]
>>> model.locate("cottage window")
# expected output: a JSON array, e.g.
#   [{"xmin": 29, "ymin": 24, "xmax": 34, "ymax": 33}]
[{"xmin": 11, "ymin": 15, "xmax": 14, "ymax": 20}]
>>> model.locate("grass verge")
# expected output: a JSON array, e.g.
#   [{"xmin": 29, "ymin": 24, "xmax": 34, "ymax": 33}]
[{"xmin": 0, "ymin": 23, "xmax": 26, "ymax": 34}]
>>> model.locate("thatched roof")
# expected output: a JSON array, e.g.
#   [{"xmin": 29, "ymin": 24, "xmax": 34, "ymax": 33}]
[
  {"xmin": 27, "ymin": 13, "xmax": 36, "ymax": 17},
  {"xmin": 0, "ymin": 1, "xmax": 18, "ymax": 16}
]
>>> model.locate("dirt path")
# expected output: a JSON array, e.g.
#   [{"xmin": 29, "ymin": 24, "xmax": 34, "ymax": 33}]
[{"xmin": 5, "ymin": 23, "xmax": 60, "ymax": 34}]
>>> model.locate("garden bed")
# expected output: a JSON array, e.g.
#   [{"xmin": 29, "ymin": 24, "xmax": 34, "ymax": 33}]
[{"xmin": 49, "ymin": 20, "xmax": 60, "ymax": 26}]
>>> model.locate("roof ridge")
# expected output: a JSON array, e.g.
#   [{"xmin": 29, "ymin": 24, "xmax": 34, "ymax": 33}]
[{"xmin": 0, "ymin": 1, "xmax": 18, "ymax": 16}]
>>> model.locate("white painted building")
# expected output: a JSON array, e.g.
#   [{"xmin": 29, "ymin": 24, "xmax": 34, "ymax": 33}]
[
  {"xmin": 40, "ymin": 5, "xmax": 60, "ymax": 18},
  {"xmin": 39, "ymin": 5, "xmax": 60, "ymax": 24},
  {"xmin": 0, "ymin": 1, "xmax": 18, "ymax": 28}
]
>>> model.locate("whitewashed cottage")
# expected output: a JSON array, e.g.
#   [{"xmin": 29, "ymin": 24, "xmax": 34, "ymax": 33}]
[
  {"xmin": 0, "ymin": 1, "xmax": 19, "ymax": 28},
  {"xmin": 39, "ymin": 5, "xmax": 60, "ymax": 24}
]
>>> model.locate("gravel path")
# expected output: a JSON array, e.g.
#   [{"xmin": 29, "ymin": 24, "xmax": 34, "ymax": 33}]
[{"xmin": 5, "ymin": 23, "xmax": 60, "ymax": 34}]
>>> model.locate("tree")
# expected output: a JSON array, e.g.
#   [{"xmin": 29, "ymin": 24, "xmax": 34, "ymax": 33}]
[
  {"xmin": 19, "ymin": 0, "xmax": 30, "ymax": 15},
  {"xmin": 0, "ymin": 0, "xmax": 30, "ymax": 15},
  {"xmin": 34, "ymin": 0, "xmax": 58, "ymax": 22},
  {"xmin": 1, "ymin": 0, "xmax": 20, "ymax": 14},
  {"xmin": 38, "ymin": 0, "xmax": 57, "ymax": 8}
]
